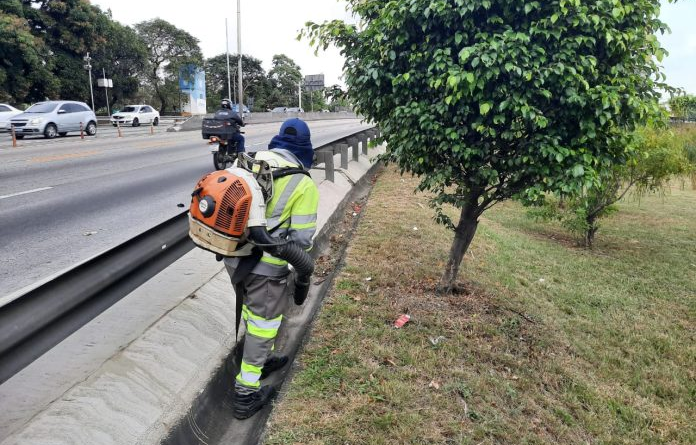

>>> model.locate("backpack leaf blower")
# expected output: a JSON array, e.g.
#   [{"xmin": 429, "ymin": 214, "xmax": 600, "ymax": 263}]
[{"xmin": 188, "ymin": 154, "xmax": 313, "ymax": 304}]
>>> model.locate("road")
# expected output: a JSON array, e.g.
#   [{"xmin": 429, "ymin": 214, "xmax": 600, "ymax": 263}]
[{"xmin": 0, "ymin": 119, "xmax": 370, "ymax": 298}]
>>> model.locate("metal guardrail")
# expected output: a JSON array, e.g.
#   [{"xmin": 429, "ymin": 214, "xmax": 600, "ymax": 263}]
[{"xmin": 0, "ymin": 126, "xmax": 380, "ymax": 385}]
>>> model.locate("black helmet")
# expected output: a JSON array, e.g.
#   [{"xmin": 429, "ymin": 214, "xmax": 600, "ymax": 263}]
[{"xmin": 221, "ymin": 98, "xmax": 232, "ymax": 109}]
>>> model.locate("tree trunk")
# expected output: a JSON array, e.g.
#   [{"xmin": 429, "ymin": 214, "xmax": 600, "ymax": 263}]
[
  {"xmin": 437, "ymin": 202, "xmax": 480, "ymax": 295},
  {"xmin": 584, "ymin": 216, "xmax": 598, "ymax": 248}
]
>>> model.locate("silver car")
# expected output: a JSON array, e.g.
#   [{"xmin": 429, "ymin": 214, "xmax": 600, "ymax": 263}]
[{"xmin": 10, "ymin": 101, "xmax": 97, "ymax": 139}]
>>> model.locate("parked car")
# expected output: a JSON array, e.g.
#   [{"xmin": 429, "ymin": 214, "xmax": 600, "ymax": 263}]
[
  {"xmin": 271, "ymin": 107, "xmax": 287, "ymax": 113},
  {"xmin": 110, "ymin": 104, "xmax": 159, "ymax": 127},
  {"xmin": 287, "ymin": 107, "xmax": 305, "ymax": 113},
  {"xmin": 10, "ymin": 101, "xmax": 97, "ymax": 139},
  {"xmin": 0, "ymin": 104, "xmax": 24, "ymax": 133},
  {"xmin": 230, "ymin": 104, "xmax": 251, "ymax": 117}
]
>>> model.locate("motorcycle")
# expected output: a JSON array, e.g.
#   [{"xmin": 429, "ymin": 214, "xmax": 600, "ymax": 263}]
[
  {"xmin": 208, "ymin": 134, "xmax": 243, "ymax": 170},
  {"xmin": 202, "ymin": 117, "xmax": 243, "ymax": 170}
]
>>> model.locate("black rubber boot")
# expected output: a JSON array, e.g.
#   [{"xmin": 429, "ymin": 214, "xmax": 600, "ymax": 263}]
[
  {"xmin": 233, "ymin": 386, "xmax": 277, "ymax": 420},
  {"xmin": 261, "ymin": 355, "xmax": 289, "ymax": 379}
]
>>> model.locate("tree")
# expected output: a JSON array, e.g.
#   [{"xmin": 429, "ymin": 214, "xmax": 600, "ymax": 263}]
[
  {"xmin": 268, "ymin": 54, "xmax": 302, "ymax": 108},
  {"xmin": 134, "ymin": 19, "xmax": 203, "ymax": 113},
  {"xmin": 0, "ymin": 0, "xmax": 57, "ymax": 104},
  {"xmin": 21, "ymin": 0, "xmax": 114, "ymax": 103},
  {"xmin": 305, "ymin": 0, "xmax": 673, "ymax": 293},
  {"xmin": 325, "ymin": 84, "xmax": 351, "ymax": 111},
  {"xmin": 529, "ymin": 125, "xmax": 690, "ymax": 247},
  {"xmin": 669, "ymin": 94, "xmax": 696, "ymax": 122},
  {"xmin": 301, "ymin": 88, "xmax": 327, "ymax": 112},
  {"xmin": 205, "ymin": 54, "xmax": 270, "ymax": 111},
  {"xmin": 91, "ymin": 20, "xmax": 148, "ymax": 112}
]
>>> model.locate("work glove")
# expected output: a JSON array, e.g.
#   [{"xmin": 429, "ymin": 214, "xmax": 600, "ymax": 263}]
[{"xmin": 293, "ymin": 274, "xmax": 311, "ymax": 305}]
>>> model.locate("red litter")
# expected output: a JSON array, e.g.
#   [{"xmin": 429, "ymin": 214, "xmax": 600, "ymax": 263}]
[{"xmin": 394, "ymin": 314, "xmax": 411, "ymax": 328}]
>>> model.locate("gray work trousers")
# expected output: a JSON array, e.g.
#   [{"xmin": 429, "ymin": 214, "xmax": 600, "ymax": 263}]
[{"xmin": 226, "ymin": 266, "xmax": 290, "ymax": 394}]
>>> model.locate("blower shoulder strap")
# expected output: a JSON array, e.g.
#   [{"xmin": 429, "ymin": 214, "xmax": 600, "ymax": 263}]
[{"xmin": 271, "ymin": 167, "xmax": 311, "ymax": 180}]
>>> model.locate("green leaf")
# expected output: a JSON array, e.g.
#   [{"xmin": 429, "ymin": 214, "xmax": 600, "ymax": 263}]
[
  {"xmin": 458, "ymin": 48, "xmax": 472, "ymax": 62},
  {"xmin": 572, "ymin": 165, "xmax": 585, "ymax": 177},
  {"xmin": 480, "ymin": 102, "xmax": 492, "ymax": 115},
  {"xmin": 403, "ymin": 72, "xmax": 410, "ymax": 81}
]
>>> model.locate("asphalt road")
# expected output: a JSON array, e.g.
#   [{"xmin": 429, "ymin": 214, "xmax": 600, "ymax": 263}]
[{"xmin": 0, "ymin": 119, "xmax": 371, "ymax": 298}]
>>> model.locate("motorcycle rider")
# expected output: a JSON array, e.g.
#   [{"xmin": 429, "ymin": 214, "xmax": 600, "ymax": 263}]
[
  {"xmin": 215, "ymin": 98, "xmax": 246, "ymax": 152},
  {"xmin": 224, "ymin": 118, "xmax": 318, "ymax": 419}
]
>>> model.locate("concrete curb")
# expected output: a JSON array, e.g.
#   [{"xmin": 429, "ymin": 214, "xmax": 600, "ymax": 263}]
[{"xmin": 0, "ymin": 145, "xmax": 386, "ymax": 445}]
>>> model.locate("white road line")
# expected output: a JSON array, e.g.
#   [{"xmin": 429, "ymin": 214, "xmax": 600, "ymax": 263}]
[{"xmin": 0, "ymin": 187, "xmax": 53, "ymax": 200}]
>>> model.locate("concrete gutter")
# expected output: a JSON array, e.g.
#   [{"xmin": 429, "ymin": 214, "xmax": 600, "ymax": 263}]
[{"xmin": 0, "ymin": 144, "xmax": 385, "ymax": 445}]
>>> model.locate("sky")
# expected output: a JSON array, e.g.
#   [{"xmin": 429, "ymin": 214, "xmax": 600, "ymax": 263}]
[
  {"xmin": 90, "ymin": 0, "xmax": 696, "ymax": 94},
  {"xmin": 90, "ymin": 0, "xmax": 355, "ymax": 88}
]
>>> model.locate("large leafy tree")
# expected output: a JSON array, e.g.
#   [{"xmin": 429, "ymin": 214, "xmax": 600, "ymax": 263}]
[
  {"xmin": 0, "ymin": 0, "xmax": 56, "ymax": 104},
  {"xmin": 205, "ymin": 53, "xmax": 270, "ymax": 111},
  {"xmin": 268, "ymin": 54, "xmax": 302, "ymax": 108},
  {"xmin": 306, "ymin": 0, "xmax": 673, "ymax": 293},
  {"xmin": 134, "ymin": 18, "xmax": 203, "ymax": 113},
  {"xmin": 21, "ymin": 0, "xmax": 113, "ymax": 103}
]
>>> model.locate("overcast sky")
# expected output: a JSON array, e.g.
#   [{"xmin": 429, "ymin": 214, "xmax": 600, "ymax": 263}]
[{"xmin": 90, "ymin": 0, "xmax": 695, "ymax": 94}]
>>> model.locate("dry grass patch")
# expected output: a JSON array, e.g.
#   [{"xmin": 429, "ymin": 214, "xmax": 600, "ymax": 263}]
[{"xmin": 265, "ymin": 168, "xmax": 696, "ymax": 445}]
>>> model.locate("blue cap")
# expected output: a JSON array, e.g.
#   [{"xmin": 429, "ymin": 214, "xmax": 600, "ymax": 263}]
[{"xmin": 268, "ymin": 118, "xmax": 314, "ymax": 169}]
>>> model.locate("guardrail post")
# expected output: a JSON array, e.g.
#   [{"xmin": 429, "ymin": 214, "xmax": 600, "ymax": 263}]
[
  {"xmin": 117, "ymin": 121, "xmax": 122, "ymax": 138},
  {"xmin": 11, "ymin": 124, "xmax": 17, "ymax": 148},
  {"xmin": 319, "ymin": 148, "xmax": 335, "ymax": 182},
  {"xmin": 150, "ymin": 121, "xmax": 154, "ymax": 135},
  {"xmin": 347, "ymin": 137, "xmax": 360, "ymax": 162},
  {"xmin": 338, "ymin": 143, "xmax": 349, "ymax": 170},
  {"xmin": 80, "ymin": 122, "xmax": 84, "ymax": 140},
  {"xmin": 359, "ymin": 134, "xmax": 369, "ymax": 155}
]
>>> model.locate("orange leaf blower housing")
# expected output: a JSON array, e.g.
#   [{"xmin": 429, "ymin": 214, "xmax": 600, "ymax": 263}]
[{"xmin": 189, "ymin": 170, "xmax": 254, "ymax": 255}]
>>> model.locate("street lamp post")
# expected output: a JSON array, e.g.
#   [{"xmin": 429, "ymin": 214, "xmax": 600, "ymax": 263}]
[
  {"xmin": 237, "ymin": 0, "xmax": 244, "ymax": 118},
  {"xmin": 83, "ymin": 53, "xmax": 95, "ymax": 112}
]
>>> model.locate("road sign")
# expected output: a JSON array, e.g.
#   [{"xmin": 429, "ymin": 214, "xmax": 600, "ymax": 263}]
[
  {"xmin": 304, "ymin": 74, "xmax": 325, "ymax": 92},
  {"xmin": 97, "ymin": 78, "xmax": 113, "ymax": 88}
]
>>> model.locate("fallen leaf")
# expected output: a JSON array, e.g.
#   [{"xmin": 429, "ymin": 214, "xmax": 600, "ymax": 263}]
[
  {"xmin": 428, "ymin": 380, "xmax": 441, "ymax": 390},
  {"xmin": 365, "ymin": 277, "xmax": 372, "ymax": 281},
  {"xmin": 385, "ymin": 359, "xmax": 397, "ymax": 367}
]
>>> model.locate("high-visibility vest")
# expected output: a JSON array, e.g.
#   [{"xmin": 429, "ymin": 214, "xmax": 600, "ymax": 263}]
[{"xmin": 248, "ymin": 149, "xmax": 319, "ymax": 277}]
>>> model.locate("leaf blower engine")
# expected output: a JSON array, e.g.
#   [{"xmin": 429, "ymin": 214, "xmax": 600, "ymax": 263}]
[{"xmin": 188, "ymin": 154, "xmax": 314, "ymax": 303}]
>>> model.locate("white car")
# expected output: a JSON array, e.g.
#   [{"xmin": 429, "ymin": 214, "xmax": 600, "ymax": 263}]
[
  {"xmin": 0, "ymin": 104, "xmax": 24, "ymax": 133},
  {"xmin": 110, "ymin": 105, "xmax": 160, "ymax": 127}
]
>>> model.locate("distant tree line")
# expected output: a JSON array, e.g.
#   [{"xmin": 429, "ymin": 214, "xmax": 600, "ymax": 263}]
[{"xmin": 0, "ymin": 0, "xmax": 345, "ymax": 113}]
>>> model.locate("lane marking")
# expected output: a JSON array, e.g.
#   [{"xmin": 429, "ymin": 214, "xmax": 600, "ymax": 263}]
[
  {"xmin": 30, "ymin": 150, "xmax": 101, "ymax": 163},
  {"xmin": 0, "ymin": 187, "xmax": 53, "ymax": 200}
]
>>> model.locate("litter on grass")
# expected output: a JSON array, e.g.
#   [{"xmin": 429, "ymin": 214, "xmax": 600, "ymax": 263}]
[{"xmin": 394, "ymin": 314, "xmax": 411, "ymax": 328}]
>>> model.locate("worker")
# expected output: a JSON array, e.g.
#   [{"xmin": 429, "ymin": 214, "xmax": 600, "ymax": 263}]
[
  {"xmin": 224, "ymin": 118, "xmax": 319, "ymax": 419},
  {"xmin": 215, "ymin": 98, "xmax": 246, "ymax": 152}
]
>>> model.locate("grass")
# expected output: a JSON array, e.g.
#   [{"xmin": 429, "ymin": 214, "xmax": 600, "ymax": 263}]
[{"xmin": 264, "ymin": 167, "xmax": 696, "ymax": 445}]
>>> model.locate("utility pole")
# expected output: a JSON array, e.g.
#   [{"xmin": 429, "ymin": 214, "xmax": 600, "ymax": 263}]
[
  {"xmin": 225, "ymin": 18, "xmax": 232, "ymax": 101},
  {"xmin": 299, "ymin": 82, "xmax": 302, "ymax": 109},
  {"xmin": 237, "ymin": 0, "xmax": 244, "ymax": 118},
  {"xmin": 83, "ymin": 53, "xmax": 95, "ymax": 112},
  {"xmin": 102, "ymin": 68, "xmax": 110, "ymax": 116}
]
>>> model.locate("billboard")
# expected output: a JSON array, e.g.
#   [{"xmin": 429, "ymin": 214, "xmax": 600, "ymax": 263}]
[{"xmin": 179, "ymin": 65, "xmax": 207, "ymax": 115}]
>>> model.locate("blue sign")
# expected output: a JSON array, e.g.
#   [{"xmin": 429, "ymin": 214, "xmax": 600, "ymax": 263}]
[{"xmin": 179, "ymin": 65, "xmax": 206, "ymax": 96}]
